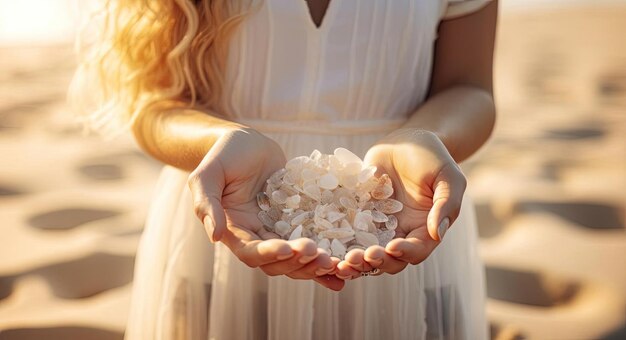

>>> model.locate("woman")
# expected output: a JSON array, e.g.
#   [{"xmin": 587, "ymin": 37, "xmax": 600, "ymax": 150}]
[{"xmin": 72, "ymin": 0, "xmax": 497, "ymax": 338}]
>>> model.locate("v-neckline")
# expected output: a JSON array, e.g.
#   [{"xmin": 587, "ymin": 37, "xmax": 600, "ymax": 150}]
[{"xmin": 299, "ymin": 0, "xmax": 337, "ymax": 32}]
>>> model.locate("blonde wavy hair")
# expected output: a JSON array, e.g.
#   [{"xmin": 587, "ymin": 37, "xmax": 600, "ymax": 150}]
[{"xmin": 69, "ymin": 0, "xmax": 258, "ymax": 137}]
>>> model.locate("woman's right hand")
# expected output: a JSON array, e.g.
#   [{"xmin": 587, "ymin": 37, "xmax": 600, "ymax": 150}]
[{"xmin": 188, "ymin": 127, "xmax": 344, "ymax": 291}]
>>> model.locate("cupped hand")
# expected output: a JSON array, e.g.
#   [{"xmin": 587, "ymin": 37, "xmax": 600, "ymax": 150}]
[
  {"xmin": 336, "ymin": 129, "xmax": 467, "ymax": 278},
  {"xmin": 188, "ymin": 127, "xmax": 344, "ymax": 290}
]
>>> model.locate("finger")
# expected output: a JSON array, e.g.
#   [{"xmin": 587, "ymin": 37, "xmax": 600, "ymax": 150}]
[
  {"xmin": 385, "ymin": 228, "xmax": 438, "ymax": 265},
  {"xmin": 427, "ymin": 164, "xmax": 467, "ymax": 242},
  {"xmin": 188, "ymin": 160, "xmax": 228, "ymax": 242},
  {"xmin": 336, "ymin": 260, "xmax": 362, "ymax": 280},
  {"xmin": 343, "ymin": 249, "xmax": 373, "ymax": 273},
  {"xmin": 286, "ymin": 249, "xmax": 334, "ymax": 279},
  {"xmin": 220, "ymin": 228, "xmax": 294, "ymax": 268},
  {"xmin": 327, "ymin": 256, "xmax": 341, "ymax": 275},
  {"xmin": 364, "ymin": 245, "xmax": 407, "ymax": 275},
  {"xmin": 314, "ymin": 275, "xmax": 345, "ymax": 291},
  {"xmin": 258, "ymin": 238, "xmax": 319, "ymax": 276}
]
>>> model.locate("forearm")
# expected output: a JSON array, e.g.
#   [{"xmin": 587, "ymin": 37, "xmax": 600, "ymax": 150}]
[
  {"xmin": 399, "ymin": 86, "xmax": 495, "ymax": 163},
  {"xmin": 131, "ymin": 103, "xmax": 245, "ymax": 172}
]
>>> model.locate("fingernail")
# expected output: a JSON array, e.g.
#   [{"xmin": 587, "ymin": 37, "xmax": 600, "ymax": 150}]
[
  {"xmin": 336, "ymin": 274, "xmax": 351, "ymax": 280},
  {"xmin": 315, "ymin": 268, "xmax": 333, "ymax": 276},
  {"xmin": 276, "ymin": 251, "xmax": 294, "ymax": 261},
  {"xmin": 369, "ymin": 258, "xmax": 383, "ymax": 266},
  {"xmin": 438, "ymin": 217, "xmax": 450, "ymax": 241},
  {"xmin": 388, "ymin": 249, "xmax": 403, "ymax": 257},
  {"xmin": 298, "ymin": 254, "xmax": 317, "ymax": 264}
]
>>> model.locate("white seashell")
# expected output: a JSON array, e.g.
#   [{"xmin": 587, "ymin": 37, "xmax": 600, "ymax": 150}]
[
  {"xmin": 274, "ymin": 221, "xmax": 292, "ymax": 237},
  {"xmin": 344, "ymin": 161, "xmax": 362, "ymax": 174},
  {"xmin": 345, "ymin": 208, "xmax": 357, "ymax": 223},
  {"xmin": 303, "ymin": 184, "xmax": 322, "ymax": 201},
  {"xmin": 314, "ymin": 215, "xmax": 335, "ymax": 230},
  {"xmin": 302, "ymin": 227, "xmax": 315, "ymax": 239},
  {"xmin": 371, "ymin": 185, "xmax": 393, "ymax": 200},
  {"xmin": 326, "ymin": 211, "xmax": 346, "ymax": 223},
  {"xmin": 302, "ymin": 168, "xmax": 318, "ymax": 181},
  {"xmin": 339, "ymin": 174, "xmax": 359, "ymax": 190},
  {"xmin": 356, "ymin": 231, "xmax": 379, "ymax": 247},
  {"xmin": 319, "ymin": 227, "xmax": 355, "ymax": 239},
  {"xmin": 385, "ymin": 214, "xmax": 398, "ymax": 230},
  {"xmin": 333, "ymin": 148, "xmax": 363, "ymax": 166},
  {"xmin": 357, "ymin": 192, "xmax": 372, "ymax": 206},
  {"xmin": 371, "ymin": 174, "xmax": 394, "ymax": 199},
  {"xmin": 268, "ymin": 168, "xmax": 287, "ymax": 186},
  {"xmin": 364, "ymin": 202, "xmax": 376, "ymax": 210},
  {"xmin": 268, "ymin": 206, "xmax": 282, "ymax": 221},
  {"xmin": 339, "ymin": 196, "xmax": 358, "ymax": 210},
  {"xmin": 321, "ymin": 189, "xmax": 334, "ymax": 204},
  {"xmin": 285, "ymin": 194, "xmax": 301, "ymax": 209},
  {"xmin": 282, "ymin": 170, "xmax": 297, "ymax": 185},
  {"xmin": 282, "ymin": 208, "xmax": 294, "ymax": 214},
  {"xmin": 358, "ymin": 165, "xmax": 377, "ymax": 183},
  {"xmin": 291, "ymin": 211, "xmax": 311, "ymax": 226},
  {"xmin": 340, "ymin": 219, "xmax": 352, "ymax": 229},
  {"xmin": 367, "ymin": 221, "xmax": 378, "ymax": 233},
  {"xmin": 319, "ymin": 173, "xmax": 339, "ymax": 190},
  {"xmin": 302, "ymin": 178, "xmax": 317, "ymax": 189},
  {"xmin": 286, "ymin": 156, "xmax": 309, "ymax": 171},
  {"xmin": 359, "ymin": 178, "xmax": 378, "ymax": 196},
  {"xmin": 318, "ymin": 238, "xmax": 330, "ymax": 251},
  {"xmin": 353, "ymin": 211, "xmax": 373, "ymax": 231},
  {"xmin": 258, "ymin": 211, "xmax": 275, "ymax": 228},
  {"xmin": 271, "ymin": 190, "xmax": 288, "ymax": 204},
  {"xmin": 310, "ymin": 149, "xmax": 322, "ymax": 161},
  {"xmin": 256, "ymin": 192, "xmax": 271, "ymax": 211},
  {"xmin": 330, "ymin": 239, "xmax": 347, "ymax": 258},
  {"xmin": 314, "ymin": 204, "xmax": 327, "ymax": 218},
  {"xmin": 376, "ymin": 229, "xmax": 396, "ymax": 246},
  {"xmin": 338, "ymin": 235, "xmax": 356, "ymax": 244},
  {"xmin": 373, "ymin": 198, "xmax": 403, "ymax": 214},
  {"xmin": 371, "ymin": 210, "xmax": 389, "ymax": 223},
  {"xmin": 289, "ymin": 225, "xmax": 303, "ymax": 240},
  {"xmin": 329, "ymin": 155, "xmax": 343, "ymax": 172}
]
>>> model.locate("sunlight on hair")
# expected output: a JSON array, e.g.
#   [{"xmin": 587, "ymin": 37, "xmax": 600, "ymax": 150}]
[{"xmin": 68, "ymin": 0, "xmax": 261, "ymax": 138}]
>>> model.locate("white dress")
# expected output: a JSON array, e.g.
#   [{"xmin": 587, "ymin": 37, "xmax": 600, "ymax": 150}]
[{"xmin": 125, "ymin": 1, "xmax": 491, "ymax": 339}]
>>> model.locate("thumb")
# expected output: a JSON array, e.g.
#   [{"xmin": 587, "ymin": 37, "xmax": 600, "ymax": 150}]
[
  {"xmin": 426, "ymin": 164, "xmax": 467, "ymax": 242},
  {"xmin": 188, "ymin": 159, "xmax": 228, "ymax": 243}
]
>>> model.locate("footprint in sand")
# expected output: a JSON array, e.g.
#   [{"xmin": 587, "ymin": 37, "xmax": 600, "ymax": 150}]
[
  {"xmin": 514, "ymin": 201, "xmax": 624, "ymax": 230},
  {"xmin": 485, "ymin": 266, "xmax": 580, "ymax": 307},
  {"xmin": 28, "ymin": 207, "xmax": 121, "ymax": 231},
  {"xmin": 542, "ymin": 126, "xmax": 606, "ymax": 141},
  {"xmin": 77, "ymin": 163, "xmax": 124, "ymax": 181},
  {"xmin": 0, "ymin": 276, "xmax": 15, "ymax": 301},
  {"xmin": 475, "ymin": 202, "xmax": 508, "ymax": 239},
  {"xmin": 0, "ymin": 184, "xmax": 26, "ymax": 197},
  {"xmin": 30, "ymin": 253, "xmax": 135, "ymax": 299}
]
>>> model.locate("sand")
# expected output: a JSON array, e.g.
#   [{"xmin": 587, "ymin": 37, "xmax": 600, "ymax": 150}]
[{"xmin": 0, "ymin": 4, "xmax": 625, "ymax": 340}]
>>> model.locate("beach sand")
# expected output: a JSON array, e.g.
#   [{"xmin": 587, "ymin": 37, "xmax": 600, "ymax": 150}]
[{"xmin": 0, "ymin": 4, "xmax": 625, "ymax": 340}]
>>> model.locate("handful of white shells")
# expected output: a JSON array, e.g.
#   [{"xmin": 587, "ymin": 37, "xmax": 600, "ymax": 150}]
[{"xmin": 256, "ymin": 148, "xmax": 403, "ymax": 259}]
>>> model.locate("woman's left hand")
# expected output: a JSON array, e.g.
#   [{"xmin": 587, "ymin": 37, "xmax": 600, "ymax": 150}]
[{"xmin": 335, "ymin": 129, "xmax": 467, "ymax": 278}]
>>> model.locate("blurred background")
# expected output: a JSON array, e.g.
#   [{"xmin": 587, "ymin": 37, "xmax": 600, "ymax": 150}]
[{"xmin": 0, "ymin": 0, "xmax": 624, "ymax": 339}]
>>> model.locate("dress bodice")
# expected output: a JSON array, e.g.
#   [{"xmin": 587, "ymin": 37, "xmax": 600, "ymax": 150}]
[{"xmin": 222, "ymin": 0, "xmax": 491, "ymax": 133}]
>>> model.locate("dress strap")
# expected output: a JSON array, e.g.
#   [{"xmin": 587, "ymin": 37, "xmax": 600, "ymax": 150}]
[{"xmin": 235, "ymin": 118, "xmax": 407, "ymax": 135}]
